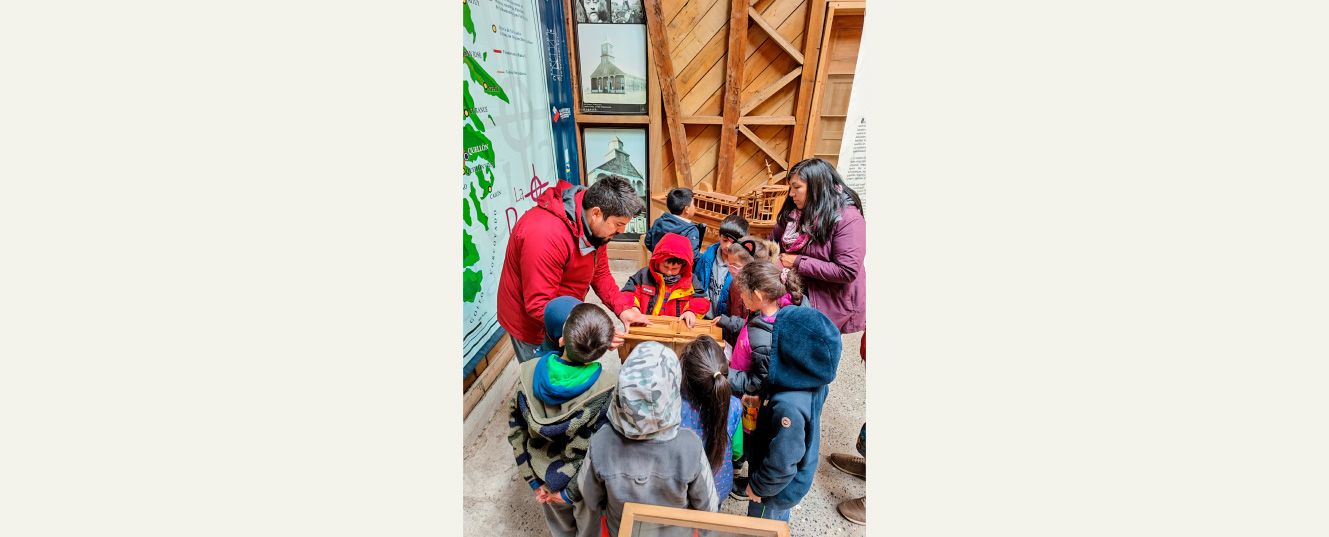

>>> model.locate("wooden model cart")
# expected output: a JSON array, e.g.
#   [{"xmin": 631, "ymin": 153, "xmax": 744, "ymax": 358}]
[
  {"xmin": 650, "ymin": 184, "xmax": 789, "ymax": 246},
  {"xmin": 617, "ymin": 315, "xmax": 726, "ymax": 361}
]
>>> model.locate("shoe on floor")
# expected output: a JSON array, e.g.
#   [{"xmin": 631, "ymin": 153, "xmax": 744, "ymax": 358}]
[
  {"xmin": 828, "ymin": 453, "xmax": 866, "ymax": 479},
  {"xmin": 729, "ymin": 476, "xmax": 749, "ymax": 501},
  {"xmin": 837, "ymin": 496, "xmax": 866, "ymax": 526}
]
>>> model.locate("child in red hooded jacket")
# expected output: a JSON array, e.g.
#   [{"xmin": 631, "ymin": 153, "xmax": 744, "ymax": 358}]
[{"xmin": 621, "ymin": 232, "xmax": 710, "ymax": 327}]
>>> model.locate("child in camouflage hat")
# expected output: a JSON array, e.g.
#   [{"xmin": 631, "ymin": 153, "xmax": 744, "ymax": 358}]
[{"xmin": 575, "ymin": 341, "xmax": 719, "ymax": 537}]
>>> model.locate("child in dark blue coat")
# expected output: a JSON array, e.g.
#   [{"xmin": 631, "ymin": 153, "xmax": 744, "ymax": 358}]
[
  {"xmin": 742, "ymin": 306, "xmax": 842, "ymax": 522},
  {"xmin": 644, "ymin": 188, "xmax": 705, "ymax": 262}
]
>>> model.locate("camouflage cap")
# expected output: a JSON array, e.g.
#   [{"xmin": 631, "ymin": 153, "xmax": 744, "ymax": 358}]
[{"xmin": 607, "ymin": 342, "xmax": 682, "ymax": 441}]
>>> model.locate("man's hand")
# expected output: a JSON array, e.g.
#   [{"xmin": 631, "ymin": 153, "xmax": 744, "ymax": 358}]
[
  {"xmin": 747, "ymin": 484, "xmax": 761, "ymax": 503},
  {"xmin": 779, "ymin": 253, "xmax": 798, "ymax": 269},
  {"xmin": 741, "ymin": 394, "xmax": 761, "ymax": 408},
  {"xmin": 535, "ymin": 488, "xmax": 549, "ymax": 504},
  {"xmin": 680, "ymin": 311, "xmax": 697, "ymax": 329},
  {"xmin": 619, "ymin": 307, "xmax": 651, "ymax": 327}
]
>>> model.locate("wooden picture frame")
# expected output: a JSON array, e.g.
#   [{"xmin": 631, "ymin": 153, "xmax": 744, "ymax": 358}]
[
  {"xmin": 583, "ymin": 126, "xmax": 650, "ymax": 241},
  {"xmin": 618, "ymin": 503, "xmax": 790, "ymax": 537},
  {"xmin": 574, "ymin": 22, "xmax": 649, "ymax": 115}
]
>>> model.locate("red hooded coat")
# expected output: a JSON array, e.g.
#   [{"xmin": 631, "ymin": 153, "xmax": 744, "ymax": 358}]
[
  {"xmin": 620, "ymin": 233, "xmax": 710, "ymax": 317},
  {"xmin": 496, "ymin": 181, "xmax": 634, "ymax": 345}
]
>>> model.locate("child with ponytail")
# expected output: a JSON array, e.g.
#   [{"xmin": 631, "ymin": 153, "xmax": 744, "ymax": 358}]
[{"xmin": 678, "ymin": 335, "xmax": 744, "ymax": 505}]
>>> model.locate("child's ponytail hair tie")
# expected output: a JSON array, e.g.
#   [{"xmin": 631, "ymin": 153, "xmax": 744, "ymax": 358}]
[
  {"xmin": 713, "ymin": 371, "xmax": 722, "ymax": 379},
  {"xmin": 780, "ymin": 268, "xmax": 790, "ymax": 284}
]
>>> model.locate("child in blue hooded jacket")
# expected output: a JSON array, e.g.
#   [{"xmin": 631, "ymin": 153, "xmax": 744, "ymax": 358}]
[{"xmin": 742, "ymin": 306, "xmax": 842, "ymax": 522}]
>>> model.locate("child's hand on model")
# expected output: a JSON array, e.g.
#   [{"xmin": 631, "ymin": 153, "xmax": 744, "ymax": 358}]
[{"xmin": 680, "ymin": 311, "xmax": 697, "ymax": 329}]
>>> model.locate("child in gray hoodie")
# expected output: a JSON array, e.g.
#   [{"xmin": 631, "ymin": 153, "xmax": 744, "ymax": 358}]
[{"xmin": 575, "ymin": 341, "xmax": 719, "ymax": 537}]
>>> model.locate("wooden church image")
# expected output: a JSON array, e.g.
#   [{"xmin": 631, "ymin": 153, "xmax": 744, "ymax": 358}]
[
  {"xmin": 588, "ymin": 38, "xmax": 645, "ymax": 95},
  {"xmin": 587, "ymin": 133, "xmax": 648, "ymax": 235},
  {"xmin": 588, "ymin": 135, "xmax": 646, "ymax": 197}
]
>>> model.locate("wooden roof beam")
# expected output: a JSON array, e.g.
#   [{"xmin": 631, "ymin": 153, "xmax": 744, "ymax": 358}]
[
  {"xmin": 716, "ymin": 0, "xmax": 748, "ymax": 193},
  {"xmin": 647, "ymin": 0, "xmax": 694, "ymax": 188},
  {"xmin": 748, "ymin": 6, "xmax": 805, "ymax": 65},
  {"xmin": 741, "ymin": 67, "xmax": 802, "ymax": 116},
  {"xmin": 738, "ymin": 125, "xmax": 789, "ymax": 170}
]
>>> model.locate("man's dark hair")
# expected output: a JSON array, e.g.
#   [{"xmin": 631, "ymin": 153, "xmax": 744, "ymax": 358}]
[
  {"xmin": 719, "ymin": 214, "xmax": 749, "ymax": 242},
  {"xmin": 582, "ymin": 175, "xmax": 644, "ymax": 219},
  {"xmin": 562, "ymin": 303, "xmax": 616, "ymax": 363},
  {"xmin": 666, "ymin": 188, "xmax": 694, "ymax": 215}
]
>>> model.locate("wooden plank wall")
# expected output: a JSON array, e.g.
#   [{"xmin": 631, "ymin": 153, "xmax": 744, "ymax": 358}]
[{"xmin": 657, "ymin": 0, "xmax": 811, "ymax": 198}]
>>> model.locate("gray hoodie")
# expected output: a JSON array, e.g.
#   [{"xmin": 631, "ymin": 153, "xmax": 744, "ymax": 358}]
[{"xmin": 575, "ymin": 342, "xmax": 718, "ymax": 537}]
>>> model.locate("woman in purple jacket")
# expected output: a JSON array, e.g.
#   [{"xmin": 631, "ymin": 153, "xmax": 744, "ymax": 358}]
[{"xmin": 769, "ymin": 158, "xmax": 866, "ymax": 334}]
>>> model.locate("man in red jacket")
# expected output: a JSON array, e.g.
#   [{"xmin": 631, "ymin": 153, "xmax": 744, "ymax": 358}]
[{"xmin": 497, "ymin": 175, "xmax": 652, "ymax": 363}]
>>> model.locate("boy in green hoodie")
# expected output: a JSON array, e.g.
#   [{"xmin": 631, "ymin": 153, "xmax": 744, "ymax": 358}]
[{"xmin": 507, "ymin": 297, "xmax": 618, "ymax": 537}]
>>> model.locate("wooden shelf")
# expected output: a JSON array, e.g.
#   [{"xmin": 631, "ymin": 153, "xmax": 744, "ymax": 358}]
[{"xmin": 578, "ymin": 114, "xmax": 650, "ymax": 125}]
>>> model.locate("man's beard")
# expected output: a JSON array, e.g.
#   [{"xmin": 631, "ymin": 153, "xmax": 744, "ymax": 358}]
[
  {"xmin": 582, "ymin": 216, "xmax": 612, "ymax": 248},
  {"xmin": 585, "ymin": 232, "xmax": 610, "ymax": 248}
]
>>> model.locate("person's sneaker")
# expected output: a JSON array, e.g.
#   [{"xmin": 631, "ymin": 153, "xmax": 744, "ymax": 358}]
[
  {"xmin": 729, "ymin": 476, "xmax": 749, "ymax": 501},
  {"xmin": 837, "ymin": 496, "xmax": 866, "ymax": 526},
  {"xmin": 828, "ymin": 453, "xmax": 866, "ymax": 479}
]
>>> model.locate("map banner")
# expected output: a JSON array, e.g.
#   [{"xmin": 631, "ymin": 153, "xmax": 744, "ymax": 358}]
[{"xmin": 462, "ymin": 0, "xmax": 563, "ymax": 373}]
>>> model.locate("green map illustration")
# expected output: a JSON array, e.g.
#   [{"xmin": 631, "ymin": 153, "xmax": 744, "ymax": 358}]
[{"xmin": 460, "ymin": 0, "xmax": 561, "ymax": 366}]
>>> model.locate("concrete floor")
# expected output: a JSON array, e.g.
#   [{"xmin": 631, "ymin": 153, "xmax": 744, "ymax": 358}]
[{"xmin": 463, "ymin": 262, "xmax": 867, "ymax": 536}]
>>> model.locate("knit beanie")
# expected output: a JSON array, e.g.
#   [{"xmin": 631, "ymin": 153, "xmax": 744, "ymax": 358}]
[{"xmin": 542, "ymin": 296, "xmax": 583, "ymax": 352}]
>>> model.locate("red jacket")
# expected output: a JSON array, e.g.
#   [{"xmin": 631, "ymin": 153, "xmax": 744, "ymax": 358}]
[
  {"xmin": 620, "ymin": 233, "xmax": 710, "ymax": 317},
  {"xmin": 497, "ymin": 181, "xmax": 633, "ymax": 344}
]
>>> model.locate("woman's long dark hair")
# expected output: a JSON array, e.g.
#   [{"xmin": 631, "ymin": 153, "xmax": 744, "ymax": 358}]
[
  {"xmin": 679, "ymin": 335, "xmax": 731, "ymax": 471},
  {"xmin": 777, "ymin": 158, "xmax": 864, "ymax": 245}
]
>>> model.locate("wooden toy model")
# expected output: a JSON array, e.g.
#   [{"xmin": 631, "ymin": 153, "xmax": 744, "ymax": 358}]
[
  {"xmin": 650, "ymin": 184, "xmax": 789, "ymax": 245},
  {"xmin": 617, "ymin": 315, "xmax": 726, "ymax": 361}
]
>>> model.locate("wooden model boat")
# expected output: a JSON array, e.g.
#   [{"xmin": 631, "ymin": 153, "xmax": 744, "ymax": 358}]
[{"xmin": 650, "ymin": 184, "xmax": 789, "ymax": 245}]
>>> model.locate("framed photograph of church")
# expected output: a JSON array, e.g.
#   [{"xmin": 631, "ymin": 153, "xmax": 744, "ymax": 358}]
[
  {"xmin": 575, "ymin": 23, "xmax": 648, "ymax": 115},
  {"xmin": 582, "ymin": 126, "xmax": 649, "ymax": 241}
]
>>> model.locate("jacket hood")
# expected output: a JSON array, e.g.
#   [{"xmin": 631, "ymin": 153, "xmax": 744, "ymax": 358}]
[
  {"xmin": 531, "ymin": 181, "xmax": 585, "ymax": 238},
  {"xmin": 608, "ymin": 341, "xmax": 683, "ymax": 441},
  {"xmin": 649, "ymin": 233, "xmax": 695, "ymax": 277},
  {"xmin": 767, "ymin": 307, "xmax": 841, "ymax": 391}
]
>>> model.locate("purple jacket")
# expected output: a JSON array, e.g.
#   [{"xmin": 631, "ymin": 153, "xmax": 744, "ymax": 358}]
[{"xmin": 770, "ymin": 204, "xmax": 866, "ymax": 334}]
